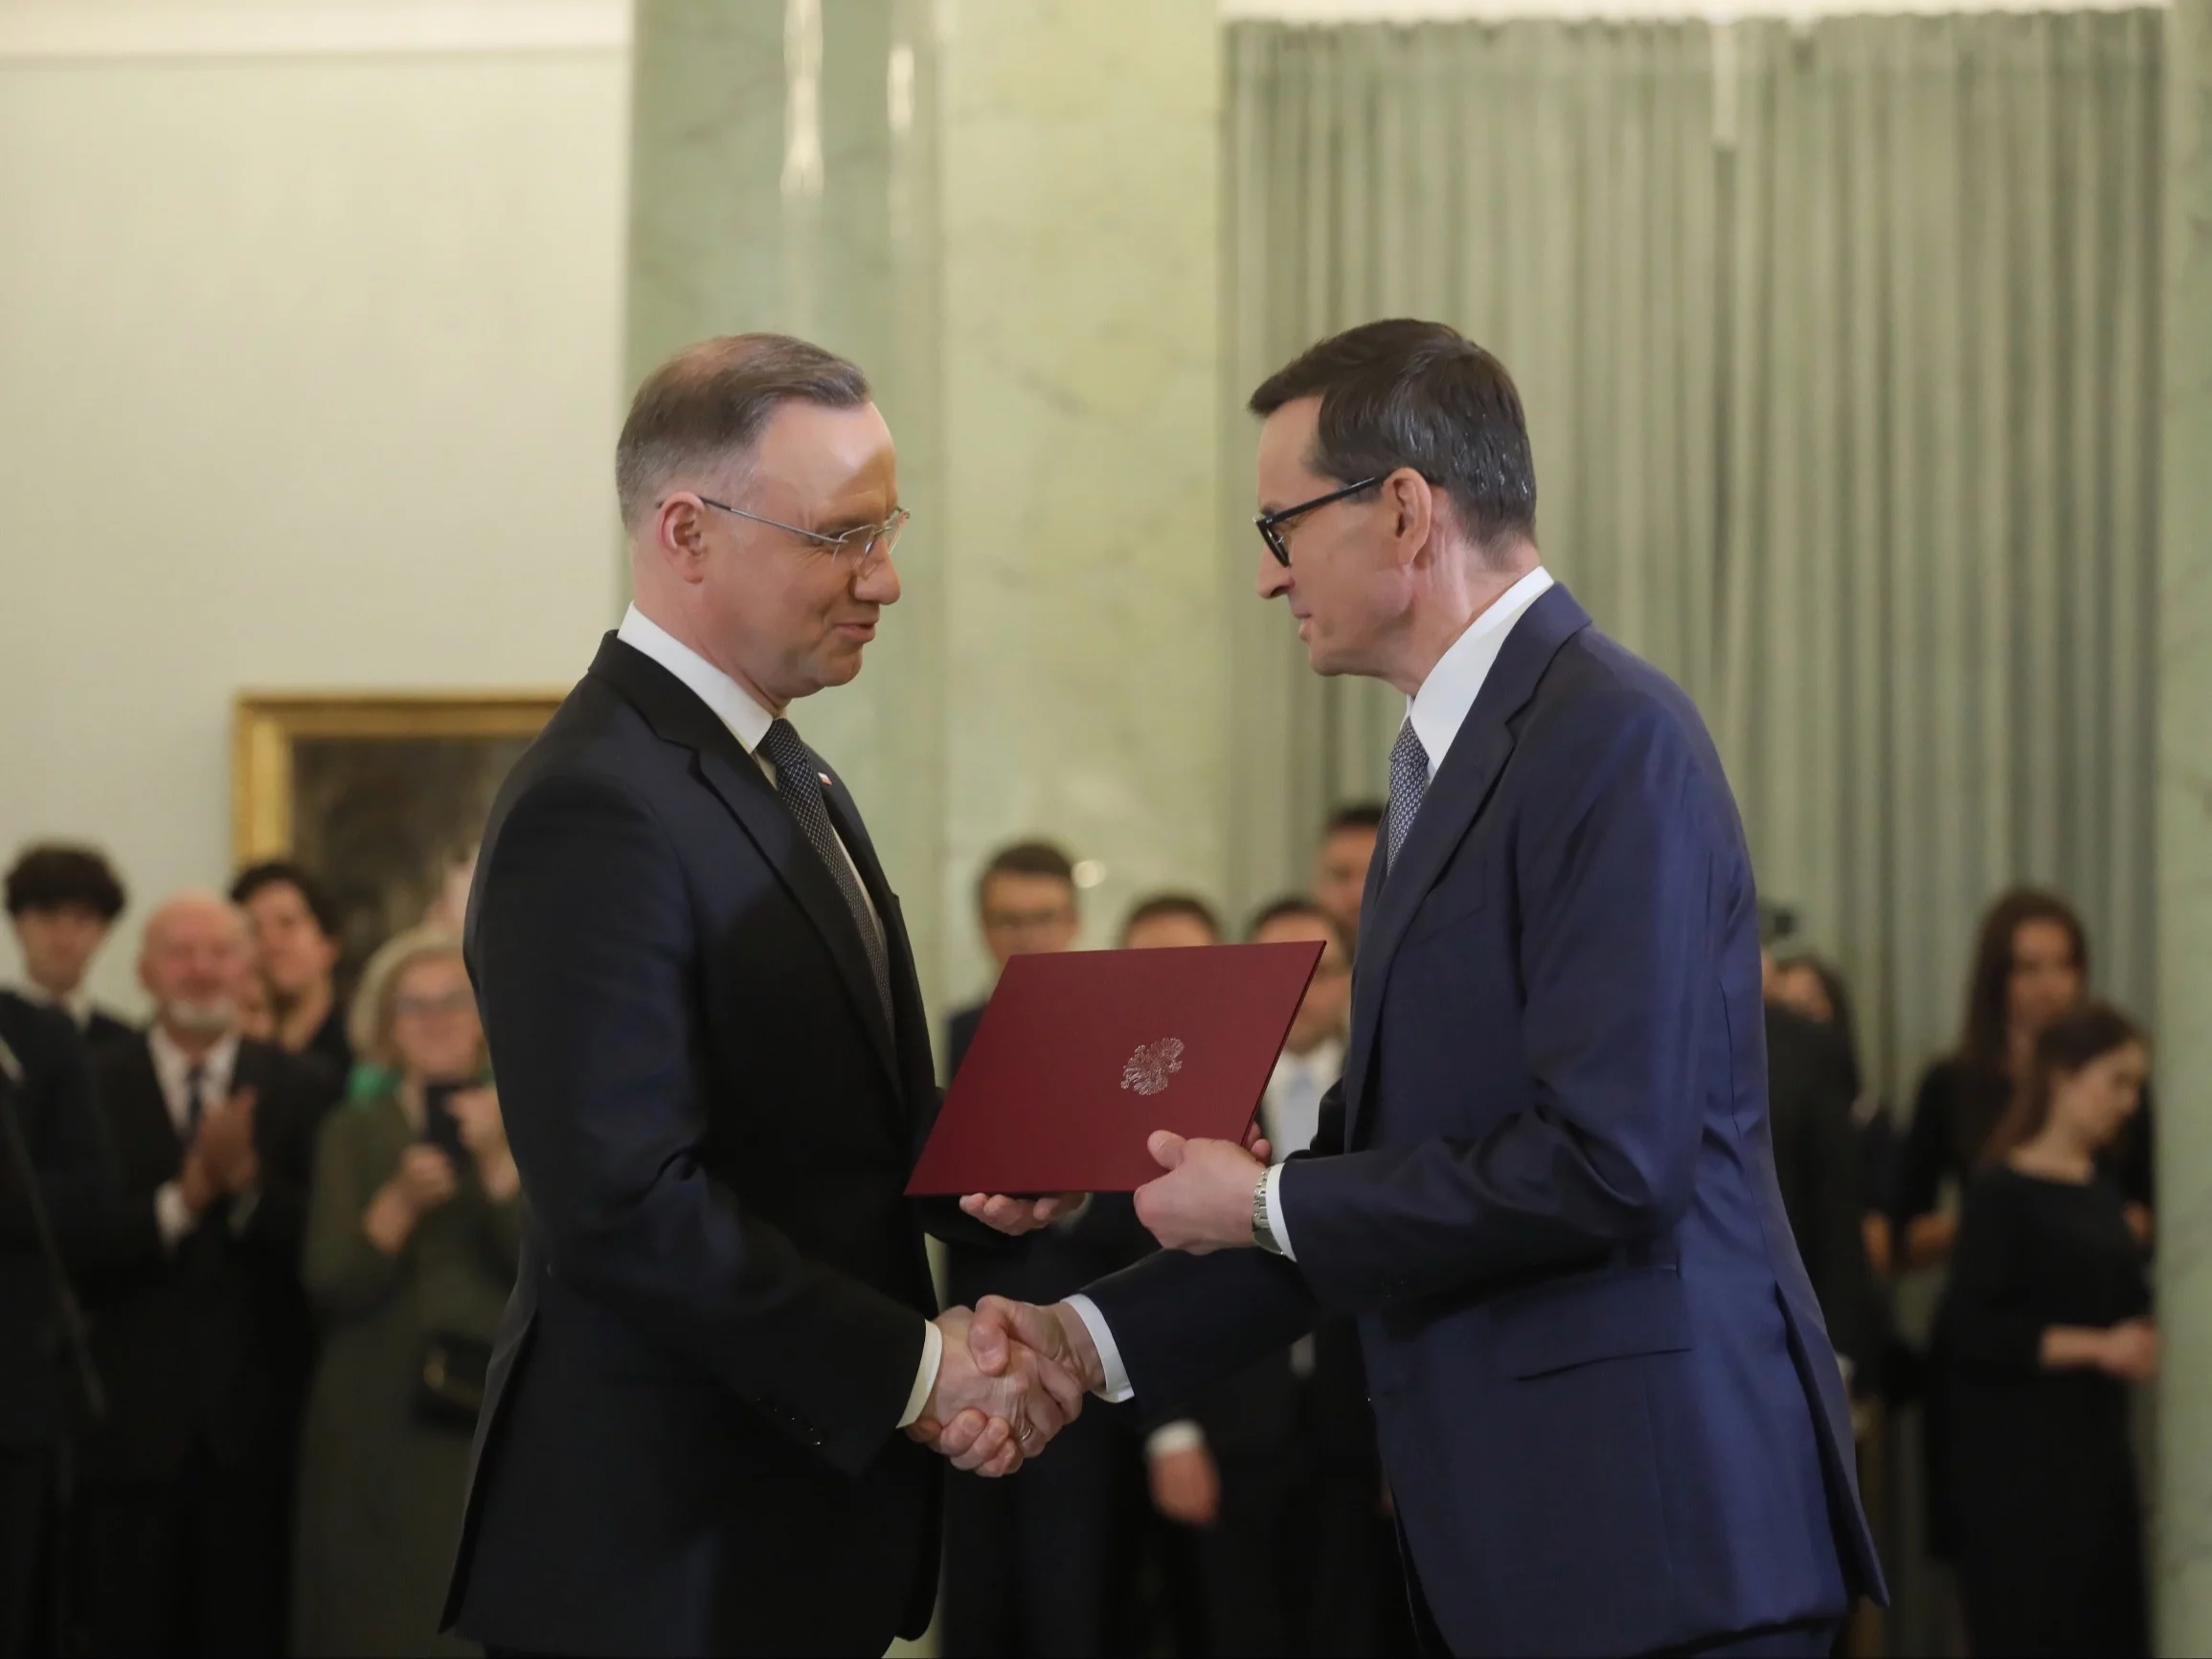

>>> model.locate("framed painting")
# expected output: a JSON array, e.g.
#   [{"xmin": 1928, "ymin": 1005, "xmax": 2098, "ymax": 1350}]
[{"xmin": 232, "ymin": 690, "xmax": 567, "ymax": 982}]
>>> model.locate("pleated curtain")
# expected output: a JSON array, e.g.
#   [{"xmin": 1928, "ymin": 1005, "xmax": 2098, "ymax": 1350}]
[{"xmin": 1222, "ymin": 11, "xmax": 2163, "ymax": 1098}]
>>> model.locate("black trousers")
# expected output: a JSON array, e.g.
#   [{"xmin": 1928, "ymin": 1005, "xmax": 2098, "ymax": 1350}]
[
  {"xmin": 0, "ymin": 1447, "xmax": 56, "ymax": 1659},
  {"xmin": 1201, "ymin": 1454, "xmax": 1405, "ymax": 1659},
  {"xmin": 939, "ymin": 1407, "xmax": 1145, "ymax": 1658},
  {"xmin": 68, "ymin": 1462, "xmax": 290, "ymax": 1658}
]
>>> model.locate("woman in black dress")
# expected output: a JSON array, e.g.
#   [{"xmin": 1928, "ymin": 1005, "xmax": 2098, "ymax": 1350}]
[
  {"xmin": 1948, "ymin": 1002, "xmax": 2154, "ymax": 1657},
  {"xmin": 1893, "ymin": 889, "xmax": 2155, "ymax": 1566}
]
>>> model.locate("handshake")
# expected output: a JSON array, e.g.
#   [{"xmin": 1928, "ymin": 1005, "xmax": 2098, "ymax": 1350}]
[{"xmin": 906, "ymin": 1298, "xmax": 1104, "ymax": 1477}]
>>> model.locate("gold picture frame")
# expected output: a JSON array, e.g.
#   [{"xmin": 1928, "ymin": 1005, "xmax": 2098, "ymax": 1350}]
[{"xmin": 232, "ymin": 690, "xmax": 567, "ymax": 975}]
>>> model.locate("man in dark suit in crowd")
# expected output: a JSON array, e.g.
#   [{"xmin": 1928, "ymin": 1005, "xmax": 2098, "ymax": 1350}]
[
  {"xmin": 941, "ymin": 846, "xmax": 1149, "ymax": 1658},
  {"xmin": 70, "ymin": 890, "xmax": 337, "ymax": 1656},
  {"xmin": 229, "ymin": 862, "xmax": 351, "ymax": 1083},
  {"xmin": 1310, "ymin": 804, "xmax": 1382, "ymax": 953},
  {"xmin": 0, "ymin": 991, "xmax": 111, "ymax": 1657},
  {"xmin": 442, "ymin": 334, "xmax": 1083, "ymax": 1659},
  {"xmin": 942, "ymin": 841, "xmax": 1083, "ymax": 1082},
  {"xmin": 1147, "ymin": 898, "xmax": 1404, "ymax": 1658},
  {"xmin": 6, "ymin": 844, "xmax": 136, "ymax": 1053},
  {"xmin": 958, "ymin": 321, "xmax": 1885, "ymax": 1655},
  {"xmin": 1763, "ymin": 997, "xmax": 1875, "ymax": 1389}
]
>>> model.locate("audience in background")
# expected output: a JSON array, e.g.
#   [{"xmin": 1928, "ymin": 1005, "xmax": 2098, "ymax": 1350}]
[
  {"xmin": 942, "ymin": 841, "xmax": 1083, "ymax": 1083},
  {"xmin": 1893, "ymin": 887, "xmax": 2158, "ymax": 1575},
  {"xmin": 1948, "ymin": 1003, "xmax": 2154, "ymax": 1657},
  {"xmin": 5, "ymin": 844, "xmax": 135, "ymax": 1051},
  {"xmin": 938, "ymin": 849, "xmax": 1150, "ymax": 1659},
  {"xmin": 69, "ymin": 892, "xmax": 338, "ymax": 1658},
  {"xmin": 1310, "ymin": 804, "xmax": 1382, "ymax": 951},
  {"xmin": 1759, "ymin": 990, "xmax": 1873, "ymax": 1389},
  {"xmin": 1772, "ymin": 954, "xmax": 1897, "ymax": 1271},
  {"xmin": 1156, "ymin": 899, "xmax": 1407, "ymax": 1659},
  {"xmin": 293, "ymin": 930, "xmax": 517, "ymax": 1659},
  {"xmin": 0, "ymin": 989, "xmax": 110, "ymax": 1659},
  {"xmin": 1121, "ymin": 893, "xmax": 1222, "ymax": 954},
  {"xmin": 231, "ymin": 863, "xmax": 353, "ymax": 1085}
]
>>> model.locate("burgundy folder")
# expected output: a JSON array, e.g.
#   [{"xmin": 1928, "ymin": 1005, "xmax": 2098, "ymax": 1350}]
[{"xmin": 906, "ymin": 940, "xmax": 1326, "ymax": 1196}]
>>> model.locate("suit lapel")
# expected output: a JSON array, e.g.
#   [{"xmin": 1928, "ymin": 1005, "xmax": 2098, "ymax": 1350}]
[
  {"xmin": 1342, "ymin": 586, "xmax": 1593, "ymax": 1144},
  {"xmin": 821, "ymin": 785, "xmax": 937, "ymax": 1125},
  {"xmin": 588, "ymin": 638, "xmax": 905, "ymax": 1098}
]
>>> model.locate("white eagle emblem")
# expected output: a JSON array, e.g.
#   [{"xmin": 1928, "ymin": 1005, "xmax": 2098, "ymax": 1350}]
[{"xmin": 1119, "ymin": 1038, "xmax": 1186, "ymax": 1097}]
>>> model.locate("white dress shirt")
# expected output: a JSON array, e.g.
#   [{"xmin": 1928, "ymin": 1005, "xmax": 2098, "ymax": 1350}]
[
  {"xmin": 149, "ymin": 1024, "xmax": 244, "ymax": 1248},
  {"xmin": 615, "ymin": 605, "xmax": 934, "ymax": 1424},
  {"xmin": 1071, "ymin": 568, "xmax": 1555, "ymax": 1402}
]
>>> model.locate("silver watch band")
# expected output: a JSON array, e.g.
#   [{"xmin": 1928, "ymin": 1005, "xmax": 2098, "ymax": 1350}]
[{"xmin": 1252, "ymin": 1175, "xmax": 1284, "ymax": 1255}]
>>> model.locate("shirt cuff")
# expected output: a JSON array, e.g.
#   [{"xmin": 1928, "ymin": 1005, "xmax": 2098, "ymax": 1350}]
[
  {"xmin": 1263, "ymin": 1164, "xmax": 1299, "ymax": 1262},
  {"xmin": 1063, "ymin": 1293, "xmax": 1137, "ymax": 1403},
  {"xmin": 154, "ymin": 1181, "xmax": 194, "ymax": 1250},
  {"xmin": 1145, "ymin": 1420, "xmax": 1206, "ymax": 1460},
  {"xmin": 897, "ymin": 1318, "xmax": 943, "ymax": 1430}
]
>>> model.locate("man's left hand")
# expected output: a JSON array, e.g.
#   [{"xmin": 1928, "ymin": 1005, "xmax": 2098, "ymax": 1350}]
[
  {"xmin": 959, "ymin": 1193, "xmax": 1084, "ymax": 1236},
  {"xmin": 1133, "ymin": 1132, "xmax": 1266, "ymax": 1253}
]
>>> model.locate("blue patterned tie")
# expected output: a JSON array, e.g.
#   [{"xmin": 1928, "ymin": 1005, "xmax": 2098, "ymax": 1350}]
[
  {"xmin": 758, "ymin": 719, "xmax": 893, "ymax": 1027},
  {"xmin": 1384, "ymin": 717, "xmax": 1430, "ymax": 877}
]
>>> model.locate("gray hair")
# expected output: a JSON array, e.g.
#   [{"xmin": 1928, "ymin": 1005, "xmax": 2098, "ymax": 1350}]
[{"xmin": 615, "ymin": 334, "xmax": 871, "ymax": 527}]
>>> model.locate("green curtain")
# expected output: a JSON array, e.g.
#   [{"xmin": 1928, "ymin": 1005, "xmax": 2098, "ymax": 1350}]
[{"xmin": 1223, "ymin": 11, "xmax": 2163, "ymax": 1098}]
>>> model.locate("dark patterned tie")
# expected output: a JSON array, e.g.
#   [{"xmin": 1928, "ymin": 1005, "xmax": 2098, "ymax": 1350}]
[
  {"xmin": 183, "ymin": 1063, "xmax": 207, "ymax": 1136},
  {"xmin": 757, "ymin": 719, "xmax": 893, "ymax": 1027},
  {"xmin": 1384, "ymin": 717, "xmax": 1430, "ymax": 878}
]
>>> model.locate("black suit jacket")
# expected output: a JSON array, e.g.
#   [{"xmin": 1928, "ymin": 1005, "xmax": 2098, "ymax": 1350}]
[
  {"xmin": 1764, "ymin": 1005, "xmax": 1873, "ymax": 1375},
  {"xmin": 0, "ymin": 993, "xmax": 114, "ymax": 1448},
  {"xmin": 74, "ymin": 1034, "xmax": 333, "ymax": 1484},
  {"xmin": 445, "ymin": 636, "xmax": 1002, "ymax": 1659},
  {"xmin": 83, "ymin": 1008, "xmax": 139, "ymax": 1055}
]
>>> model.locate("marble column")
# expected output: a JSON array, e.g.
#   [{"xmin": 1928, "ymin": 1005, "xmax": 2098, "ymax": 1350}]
[
  {"xmin": 2157, "ymin": 0, "xmax": 2212, "ymax": 1649},
  {"xmin": 623, "ymin": 0, "xmax": 1223, "ymax": 1016}
]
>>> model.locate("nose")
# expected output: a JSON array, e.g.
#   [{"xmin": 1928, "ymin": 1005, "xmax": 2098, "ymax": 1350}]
[
  {"xmin": 1255, "ymin": 549, "xmax": 1292, "ymax": 601},
  {"xmin": 854, "ymin": 549, "xmax": 901, "ymax": 607}
]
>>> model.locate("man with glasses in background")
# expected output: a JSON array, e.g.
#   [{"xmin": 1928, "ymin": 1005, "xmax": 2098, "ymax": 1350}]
[{"xmin": 942, "ymin": 841, "xmax": 1083, "ymax": 1082}]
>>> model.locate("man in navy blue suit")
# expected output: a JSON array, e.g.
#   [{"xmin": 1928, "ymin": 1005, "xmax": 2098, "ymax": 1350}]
[{"xmin": 951, "ymin": 321, "xmax": 1886, "ymax": 1656}]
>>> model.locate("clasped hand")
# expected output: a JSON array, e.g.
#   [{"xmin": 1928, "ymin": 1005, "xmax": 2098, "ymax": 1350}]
[{"xmin": 906, "ymin": 1305, "xmax": 1091, "ymax": 1477}]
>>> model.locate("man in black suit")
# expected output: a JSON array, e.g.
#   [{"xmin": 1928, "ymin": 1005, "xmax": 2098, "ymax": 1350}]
[
  {"xmin": 442, "ymin": 334, "xmax": 1084, "ymax": 1659},
  {"xmin": 1763, "ymin": 999, "xmax": 1875, "ymax": 1388},
  {"xmin": 942, "ymin": 841, "xmax": 1083, "ymax": 1082},
  {"xmin": 0, "ymin": 991, "xmax": 111, "ymax": 1657},
  {"xmin": 5, "ymin": 844, "xmax": 136, "ymax": 1053},
  {"xmin": 70, "ymin": 890, "xmax": 337, "ymax": 1656}
]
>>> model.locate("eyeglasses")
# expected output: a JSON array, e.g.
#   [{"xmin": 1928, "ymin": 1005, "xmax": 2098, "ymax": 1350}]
[
  {"xmin": 1254, "ymin": 476, "xmax": 1384, "ymax": 567},
  {"xmin": 695, "ymin": 497, "xmax": 911, "ymax": 571}
]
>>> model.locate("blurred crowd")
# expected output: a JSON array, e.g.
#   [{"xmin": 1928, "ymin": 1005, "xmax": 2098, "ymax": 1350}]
[{"xmin": 0, "ymin": 812, "xmax": 2160, "ymax": 1658}]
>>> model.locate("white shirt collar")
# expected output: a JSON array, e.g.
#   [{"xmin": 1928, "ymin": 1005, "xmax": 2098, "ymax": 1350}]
[
  {"xmin": 1405, "ymin": 566, "xmax": 1555, "ymax": 778},
  {"xmin": 618, "ymin": 603, "xmax": 778, "ymax": 755},
  {"xmin": 13, "ymin": 981, "xmax": 93, "ymax": 1028},
  {"xmin": 1272, "ymin": 1033, "xmax": 1344, "ymax": 1087},
  {"xmin": 148, "ymin": 1023, "xmax": 241, "ymax": 1128}
]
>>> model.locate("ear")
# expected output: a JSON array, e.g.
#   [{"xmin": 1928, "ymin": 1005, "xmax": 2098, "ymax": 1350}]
[
  {"xmin": 652, "ymin": 494, "xmax": 713, "ymax": 587},
  {"xmin": 1382, "ymin": 468, "xmax": 1436, "ymax": 570}
]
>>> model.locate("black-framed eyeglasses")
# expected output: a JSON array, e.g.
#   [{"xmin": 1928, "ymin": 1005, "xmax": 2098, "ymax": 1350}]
[
  {"xmin": 1253, "ymin": 476, "xmax": 1385, "ymax": 567},
  {"xmin": 694, "ymin": 496, "xmax": 912, "ymax": 570}
]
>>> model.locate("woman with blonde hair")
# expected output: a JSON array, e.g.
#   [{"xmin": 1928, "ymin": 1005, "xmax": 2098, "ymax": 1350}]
[{"xmin": 292, "ymin": 929, "xmax": 520, "ymax": 1657}]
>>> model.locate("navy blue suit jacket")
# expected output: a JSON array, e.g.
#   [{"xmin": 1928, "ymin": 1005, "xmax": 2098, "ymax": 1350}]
[{"xmin": 1085, "ymin": 585, "xmax": 1885, "ymax": 1655}]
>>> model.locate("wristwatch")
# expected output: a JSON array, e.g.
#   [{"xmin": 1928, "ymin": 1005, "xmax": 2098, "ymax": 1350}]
[{"xmin": 1252, "ymin": 1174, "xmax": 1286, "ymax": 1255}]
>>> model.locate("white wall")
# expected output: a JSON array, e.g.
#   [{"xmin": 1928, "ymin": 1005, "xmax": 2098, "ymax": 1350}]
[{"xmin": 0, "ymin": 14, "xmax": 631, "ymax": 1014}]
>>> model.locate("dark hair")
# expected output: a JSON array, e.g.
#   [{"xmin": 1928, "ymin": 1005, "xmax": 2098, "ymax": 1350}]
[
  {"xmin": 1981, "ymin": 1002, "xmax": 2146, "ymax": 1165},
  {"xmin": 1323, "ymin": 802, "xmax": 1386, "ymax": 838},
  {"xmin": 4, "ymin": 843, "xmax": 127, "ymax": 922},
  {"xmin": 1959, "ymin": 887, "xmax": 2088, "ymax": 1078},
  {"xmin": 230, "ymin": 861, "xmax": 342, "ymax": 940},
  {"xmin": 975, "ymin": 841, "xmax": 1077, "ymax": 912},
  {"xmin": 1121, "ymin": 893, "xmax": 1222, "ymax": 946},
  {"xmin": 616, "ymin": 334, "xmax": 871, "ymax": 527},
  {"xmin": 1247, "ymin": 895, "xmax": 1348, "ymax": 953},
  {"xmin": 1249, "ymin": 320, "xmax": 1537, "ymax": 557},
  {"xmin": 1775, "ymin": 953, "xmax": 1862, "ymax": 1100}
]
